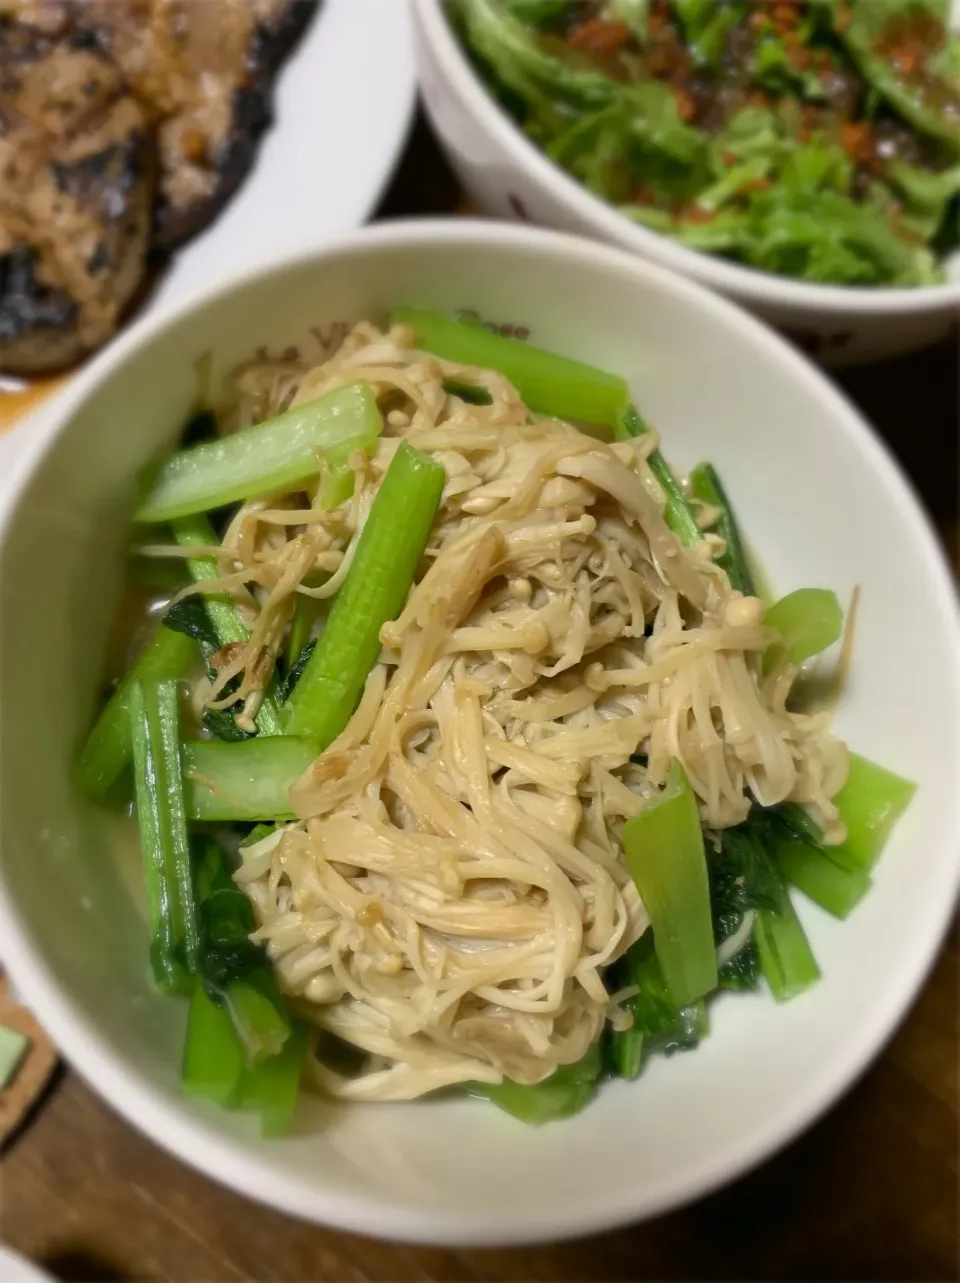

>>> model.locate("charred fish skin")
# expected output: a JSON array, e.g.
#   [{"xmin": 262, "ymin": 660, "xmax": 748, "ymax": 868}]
[
  {"xmin": 148, "ymin": 0, "xmax": 321, "ymax": 249},
  {"xmin": 0, "ymin": 0, "xmax": 319, "ymax": 375},
  {"xmin": 0, "ymin": 19, "xmax": 156, "ymax": 375}
]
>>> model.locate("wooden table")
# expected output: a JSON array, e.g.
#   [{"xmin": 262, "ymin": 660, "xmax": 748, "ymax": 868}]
[{"xmin": 3, "ymin": 116, "xmax": 958, "ymax": 1283}]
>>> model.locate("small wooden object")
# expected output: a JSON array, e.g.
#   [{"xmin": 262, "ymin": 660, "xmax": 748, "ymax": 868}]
[{"xmin": 0, "ymin": 971, "xmax": 58, "ymax": 1149}]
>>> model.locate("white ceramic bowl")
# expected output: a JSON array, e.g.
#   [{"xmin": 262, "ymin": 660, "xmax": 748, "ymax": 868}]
[
  {"xmin": 0, "ymin": 222, "xmax": 958, "ymax": 1246},
  {"xmin": 413, "ymin": 0, "xmax": 960, "ymax": 366}
]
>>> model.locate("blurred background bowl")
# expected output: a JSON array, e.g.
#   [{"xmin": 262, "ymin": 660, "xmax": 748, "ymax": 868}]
[
  {"xmin": 413, "ymin": 0, "xmax": 960, "ymax": 366},
  {"xmin": 0, "ymin": 221, "xmax": 958, "ymax": 1245}
]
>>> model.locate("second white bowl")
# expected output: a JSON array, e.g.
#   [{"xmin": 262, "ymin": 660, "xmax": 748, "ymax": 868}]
[{"xmin": 413, "ymin": 0, "xmax": 960, "ymax": 366}]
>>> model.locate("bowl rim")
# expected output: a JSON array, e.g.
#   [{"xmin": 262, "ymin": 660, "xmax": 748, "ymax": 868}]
[
  {"xmin": 0, "ymin": 218, "xmax": 958, "ymax": 1246},
  {"xmin": 413, "ymin": 0, "xmax": 960, "ymax": 319}
]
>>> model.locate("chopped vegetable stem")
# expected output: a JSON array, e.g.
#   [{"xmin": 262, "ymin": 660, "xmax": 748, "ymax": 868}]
[
  {"xmin": 181, "ymin": 736, "xmax": 320, "ymax": 822},
  {"xmin": 136, "ymin": 382, "xmax": 382, "ymax": 523},
  {"xmin": 77, "ymin": 626, "xmax": 195, "ymax": 799},
  {"xmin": 182, "ymin": 980, "xmax": 244, "ymax": 1105},
  {"xmin": 285, "ymin": 441, "xmax": 446, "ymax": 743},
  {"xmin": 764, "ymin": 587, "xmax": 843, "ymax": 669},
  {"xmin": 172, "ymin": 513, "xmax": 285, "ymax": 736},
  {"xmin": 614, "ymin": 404, "xmax": 701, "ymax": 545},
  {"xmin": 390, "ymin": 306, "xmax": 629, "ymax": 428},
  {"xmin": 776, "ymin": 840, "xmax": 872, "ymax": 920},
  {"xmin": 623, "ymin": 761, "xmax": 718, "ymax": 1008},
  {"xmin": 755, "ymin": 886, "xmax": 821, "ymax": 1002},
  {"xmin": 237, "ymin": 1020, "xmax": 309, "ymax": 1138},
  {"xmin": 830, "ymin": 753, "xmax": 917, "ymax": 871},
  {"xmin": 129, "ymin": 681, "xmax": 196, "ymax": 992},
  {"xmin": 689, "ymin": 463, "xmax": 756, "ymax": 596}
]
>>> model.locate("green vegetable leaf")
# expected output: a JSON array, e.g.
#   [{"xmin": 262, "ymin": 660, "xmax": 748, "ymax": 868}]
[
  {"xmin": 278, "ymin": 640, "xmax": 317, "ymax": 704},
  {"xmin": 472, "ymin": 1039, "xmax": 603, "ymax": 1123},
  {"xmin": 838, "ymin": 0, "xmax": 960, "ymax": 149},
  {"xmin": 456, "ymin": 0, "xmax": 619, "ymax": 110},
  {"xmin": 164, "ymin": 596, "xmax": 221, "ymax": 652}
]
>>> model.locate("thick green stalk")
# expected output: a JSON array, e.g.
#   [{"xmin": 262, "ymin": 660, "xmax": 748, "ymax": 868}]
[
  {"xmin": 829, "ymin": 754, "xmax": 916, "ymax": 871},
  {"xmin": 689, "ymin": 463, "xmax": 756, "ymax": 596},
  {"xmin": 135, "ymin": 383, "xmax": 382, "ymax": 523},
  {"xmin": 613, "ymin": 405, "xmax": 701, "ymax": 546},
  {"xmin": 78, "ymin": 626, "xmax": 195, "ymax": 798},
  {"xmin": 181, "ymin": 737, "xmax": 320, "ymax": 822},
  {"xmin": 622, "ymin": 761, "xmax": 717, "ymax": 1008},
  {"xmin": 472, "ymin": 1040, "xmax": 603, "ymax": 1124},
  {"xmin": 285, "ymin": 441, "xmax": 446, "ymax": 743},
  {"xmin": 129, "ymin": 681, "xmax": 198, "ymax": 991},
  {"xmin": 755, "ymin": 883, "xmax": 821, "ymax": 1002},
  {"xmin": 172, "ymin": 513, "xmax": 285, "ymax": 736},
  {"xmin": 285, "ymin": 596, "xmax": 318, "ymax": 669},
  {"xmin": 237, "ymin": 1020, "xmax": 309, "ymax": 1138},
  {"xmin": 182, "ymin": 980, "xmax": 245, "ymax": 1105},
  {"xmin": 610, "ymin": 1027, "xmax": 644, "ymax": 1080},
  {"xmin": 776, "ymin": 839, "xmax": 872, "ymax": 920},
  {"xmin": 764, "ymin": 588, "xmax": 843, "ymax": 669},
  {"xmin": 390, "ymin": 306, "xmax": 629, "ymax": 428}
]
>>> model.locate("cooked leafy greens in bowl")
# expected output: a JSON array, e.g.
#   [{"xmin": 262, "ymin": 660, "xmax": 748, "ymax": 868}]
[
  {"xmin": 76, "ymin": 311, "xmax": 916, "ymax": 1131},
  {"xmin": 451, "ymin": 0, "xmax": 960, "ymax": 286}
]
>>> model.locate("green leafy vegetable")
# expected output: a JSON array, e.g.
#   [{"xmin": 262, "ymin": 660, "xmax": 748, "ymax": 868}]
[
  {"xmin": 77, "ymin": 626, "xmax": 195, "ymax": 799},
  {"xmin": 236, "ymin": 1020, "xmax": 309, "ymax": 1137},
  {"xmin": 830, "ymin": 752, "xmax": 917, "ymax": 870},
  {"xmin": 471, "ymin": 1039, "xmax": 603, "ymax": 1123},
  {"xmin": 613, "ymin": 405, "xmax": 701, "ymax": 546},
  {"xmin": 839, "ymin": 0, "xmax": 960, "ymax": 148},
  {"xmin": 285, "ymin": 442, "xmax": 446, "ymax": 743},
  {"xmin": 607, "ymin": 931, "xmax": 708, "ymax": 1078},
  {"xmin": 708, "ymin": 822, "xmax": 782, "ymax": 989},
  {"xmin": 764, "ymin": 587, "xmax": 844, "ymax": 667},
  {"xmin": 391, "ymin": 306, "xmax": 629, "ymax": 428},
  {"xmin": 442, "ymin": 378, "xmax": 494, "ymax": 405},
  {"xmin": 171, "ymin": 513, "xmax": 285, "ymax": 738},
  {"xmin": 689, "ymin": 463, "xmax": 756, "ymax": 596},
  {"xmin": 755, "ymin": 884, "xmax": 821, "ymax": 1002},
  {"xmin": 181, "ymin": 737, "xmax": 320, "ymax": 822},
  {"xmin": 622, "ymin": 761, "xmax": 718, "ymax": 1008},
  {"xmin": 182, "ymin": 980, "xmax": 245, "ymax": 1105},
  {"xmin": 129, "ymin": 681, "xmax": 198, "ymax": 993},
  {"xmin": 453, "ymin": 0, "xmax": 960, "ymax": 285},
  {"xmin": 135, "ymin": 383, "xmax": 382, "ymax": 523},
  {"xmin": 191, "ymin": 838, "xmax": 291, "ymax": 1061},
  {"xmin": 278, "ymin": 640, "xmax": 317, "ymax": 704}
]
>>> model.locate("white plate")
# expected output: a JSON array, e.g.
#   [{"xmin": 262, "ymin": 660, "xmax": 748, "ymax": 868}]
[
  {"xmin": 0, "ymin": 0, "xmax": 416, "ymax": 463},
  {"xmin": 0, "ymin": 1249, "xmax": 55, "ymax": 1283},
  {"xmin": 150, "ymin": 0, "xmax": 417, "ymax": 312}
]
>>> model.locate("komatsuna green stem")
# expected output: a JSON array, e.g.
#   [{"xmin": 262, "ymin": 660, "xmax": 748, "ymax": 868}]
[
  {"xmin": 764, "ymin": 587, "xmax": 843, "ymax": 669},
  {"xmin": 172, "ymin": 513, "xmax": 285, "ymax": 736},
  {"xmin": 77, "ymin": 626, "xmax": 195, "ymax": 799},
  {"xmin": 613, "ymin": 404, "xmax": 701, "ymax": 546},
  {"xmin": 775, "ymin": 839, "xmax": 872, "ymax": 919},
  {"xmin": 390, "ymin": 306, "xmax": 629, "ymax": 429},
  {"xmin": 236, "ymin": 1020, "xmax": 309, "ymax": 1138},
  {"xmin": 135, "ymin": 382, "xmax": 382, "ymax": 523},
  {"xmin": 471, "ymin": 1039, "xmax": 603, "ymax": 1124},
  {"xmin": 181, "ymin": 737, "xmax": 320, "ymax": 822},
  {"xmin": 181, "ymin": 979, "xmax": 245, "ymax": 1105},
  {"xmin": 755, "ymin": 876, "xmax": 821, "ymax": 1002},
  {"xmin": 129, "ymin": 680, "xmax": 198, "ymax": 991},
  {"xmin": 622, "ymin": 761, "xmax": 717, "ymax": 1008},
  {"xmin": 689, "ymin": 462, "xmax": 756, "ymax": 596},
  {"xmin": 285, "ymin": 441, "xmax": 446, "ymax": 744},
  {"xmin": 829, "ymin": 753, "xmax": 916, "ymax": 871}
]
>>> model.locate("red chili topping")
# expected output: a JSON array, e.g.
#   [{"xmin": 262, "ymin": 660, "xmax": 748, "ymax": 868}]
[{"xmin": 567, "ymin": 19, "xmax": 633, "ymax": 56}]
